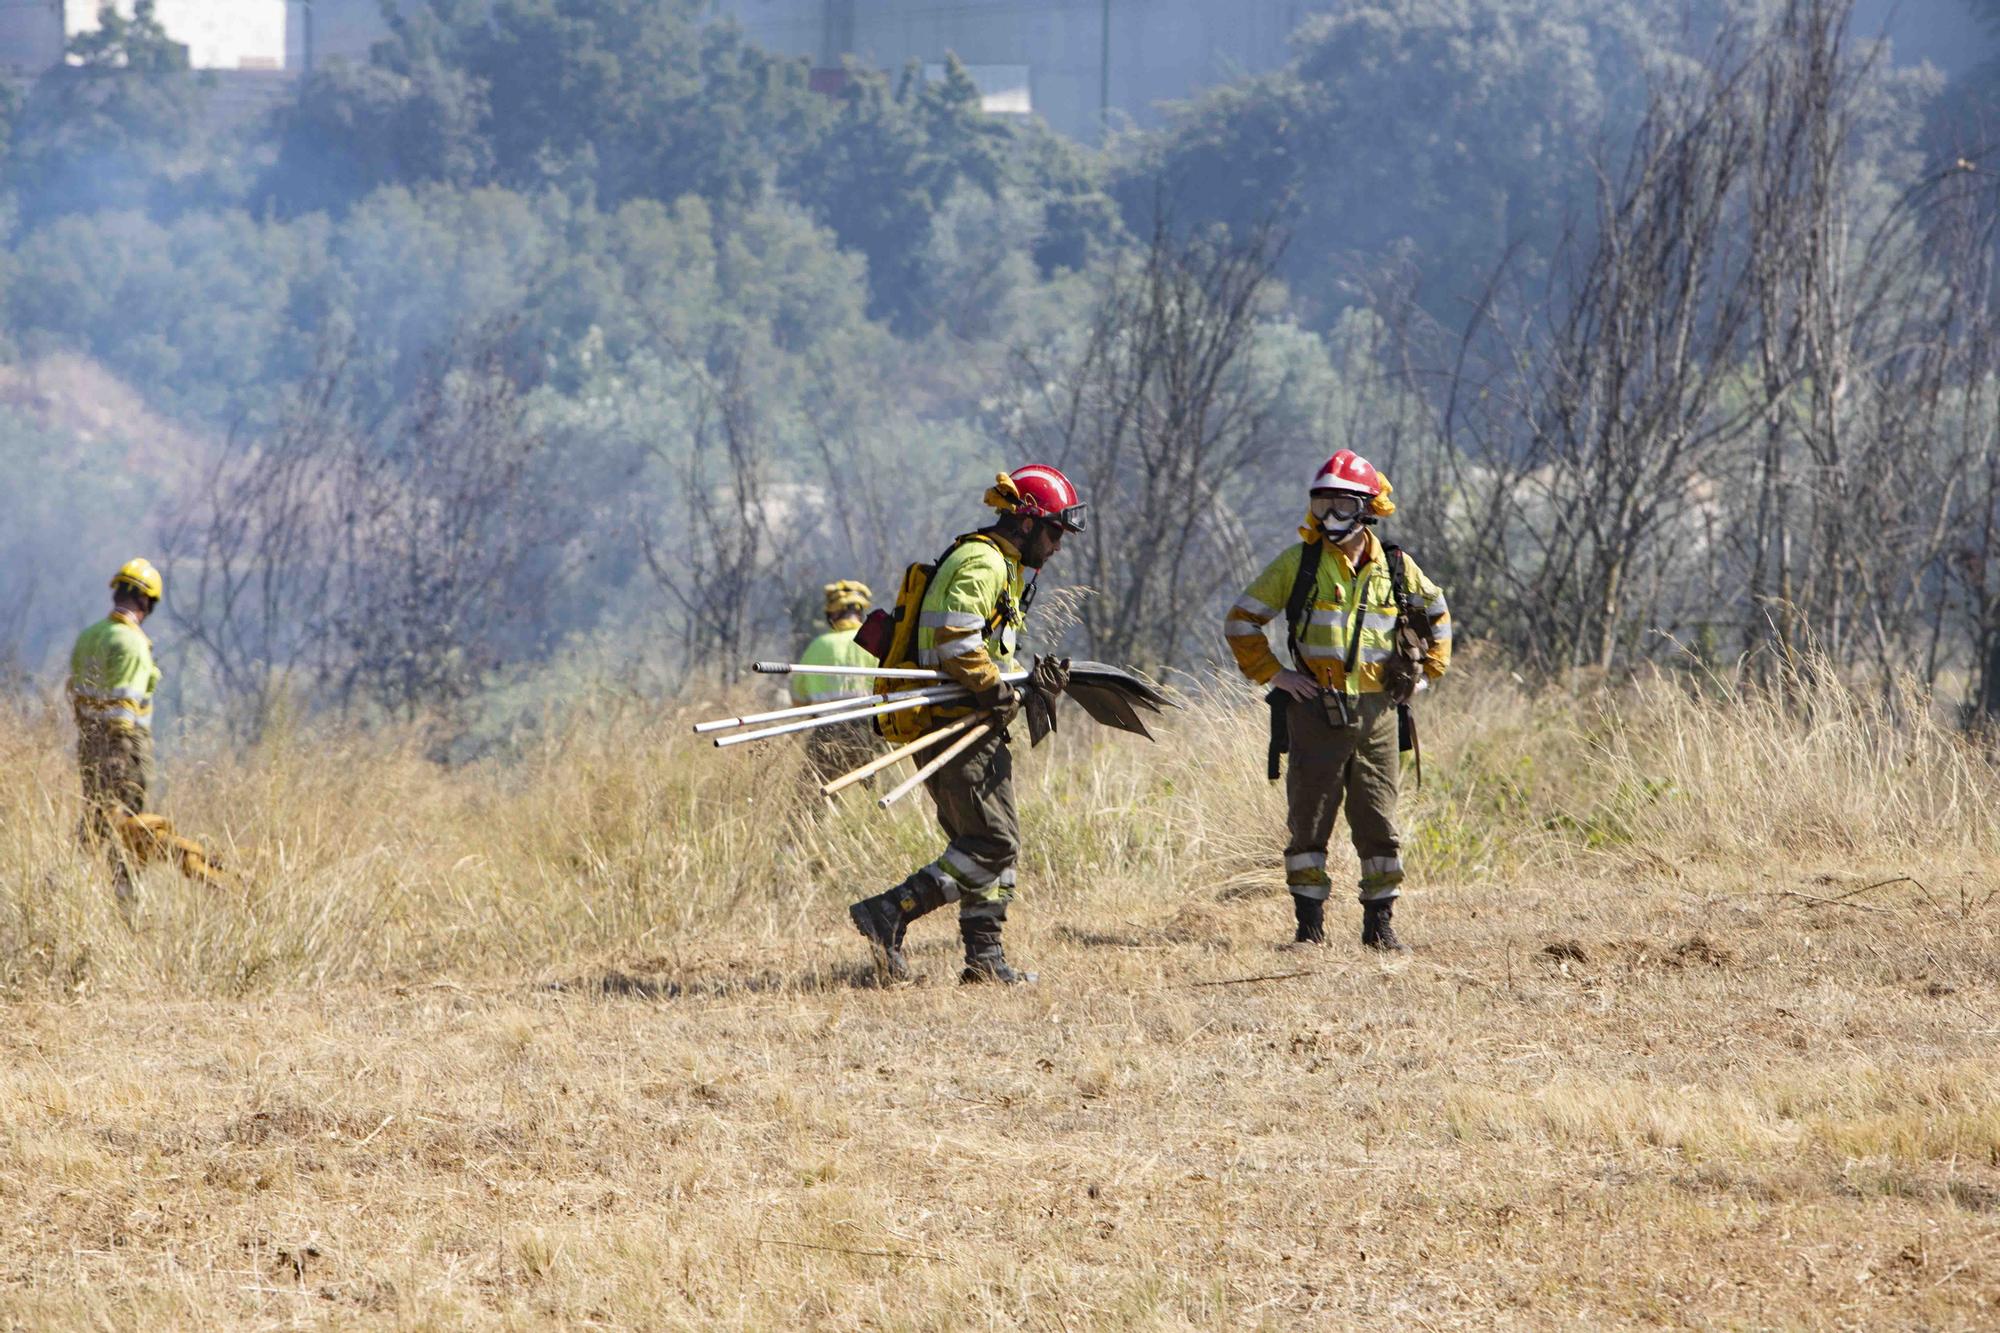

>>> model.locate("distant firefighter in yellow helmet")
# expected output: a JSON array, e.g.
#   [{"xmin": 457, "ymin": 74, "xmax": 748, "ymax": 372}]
[
  {"xmin": 68, "ymin": 559, "xmax": 165, "ymax": 910},
  {"xmin": 794, "ymin": 579, "xmax": 881, "ymax": 783}
]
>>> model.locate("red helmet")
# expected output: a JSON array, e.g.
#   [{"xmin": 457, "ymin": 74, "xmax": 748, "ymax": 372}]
[
  {"xmin": 1310, "ymin": 449, "xmax": 1382, "ymax": 497},
  {"xmin": 1009, "ymin": 463, "xmax": 1088, "ymax": 532}
]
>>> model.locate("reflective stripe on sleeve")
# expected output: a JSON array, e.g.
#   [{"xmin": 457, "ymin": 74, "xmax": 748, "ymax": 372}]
[
  {"xmin": 919, "ymin": 610, "xmax": 987, "ymax": 631},
  {"xmin": 931, "ymin": 634, "xmax": 985, "ymax": 661},
  {"xmin": 1233, "ymin": 593, "xmax": 1278, "ymax": 621},
  {"xmin": 1223, "ymin": 618, "xmax": 1267, "ymax": 638}
]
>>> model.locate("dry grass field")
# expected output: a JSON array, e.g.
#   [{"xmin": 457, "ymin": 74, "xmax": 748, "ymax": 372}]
[{"xmin": 1, "ymin": 660, "xmax": 1996, "ymax": 1329}]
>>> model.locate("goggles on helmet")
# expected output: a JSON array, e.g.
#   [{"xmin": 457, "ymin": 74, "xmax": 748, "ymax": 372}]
[
  {"xmin": 1312, "ymin": 491, "xmax": 1368, "ymax": 523},
  {"xmin": 1032, "ymin": 502, "xmax": 1088, "ymax": 533}
]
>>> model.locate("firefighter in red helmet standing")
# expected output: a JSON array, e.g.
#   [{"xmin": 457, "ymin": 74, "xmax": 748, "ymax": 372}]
[
  {"xmin": 1224, "ymin": 451, "xmax": 1453, "ymax": 951},
  {"xmin": 849, "ymin": 464, "xmax": 1087, "ymax": 985}
]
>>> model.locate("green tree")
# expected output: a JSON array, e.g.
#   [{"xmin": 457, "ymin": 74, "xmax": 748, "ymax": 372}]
[
  {"xmin": 462, "ymin": 0, "xmax": 825, "ymax": 206},
  {"xmin": 1932, "ymin": 2, "xmax": 2000, "ymax": 153},
  {"xmin": 266, "ymin": 0, "xmax": 827, "ymax": 216},
  {"xmin": 787, "ymin": 57, "xmax": 1011, "ymax": 333},
  {"xmin": 267, "ymin": 27, "xmax": 492, "ymax": 215},
  {"xmin": 7, "ymin": 0, "xmax": 209, "ymax": 225},
  {"xmin": 1123, "ymin": 0, "xmax": 1654, "ymax": 321},
  {"xmin": 1006, "ymin": 121, "xmax": 1122, "ymax": 275}
]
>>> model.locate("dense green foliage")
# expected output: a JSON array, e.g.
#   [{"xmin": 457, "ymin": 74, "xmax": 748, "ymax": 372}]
[
  {"xmin": 261, "ymin": 1, "xmax": 1114, "ymax": 332},
  {"xmin": 7, "ymin": 0, "xmax": 203, "ymax": 226},
  {"xmin": 0, "ymin": 0, "xmax": 1993, "ymax": 726}
]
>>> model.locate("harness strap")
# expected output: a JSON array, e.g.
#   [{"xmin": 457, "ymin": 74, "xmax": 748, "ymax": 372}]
[{"xmin": 1281, "ymin": 540, "xmax": 1323, "ymax": 674}]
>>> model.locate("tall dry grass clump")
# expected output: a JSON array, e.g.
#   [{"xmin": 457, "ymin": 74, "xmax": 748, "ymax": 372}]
[
  {"xmin": 2, "ymin": 654, "xmax": 1995, "ymax": 1000},
  {"xmin": 3, "ymin": 658, "xmax": 1998, "ymax": 1329}
]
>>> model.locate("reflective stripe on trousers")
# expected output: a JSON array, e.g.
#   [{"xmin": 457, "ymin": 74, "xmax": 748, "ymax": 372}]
[{"xmin": 1281, "ymin": 691, "xmax": 1403, "ymax": 903}]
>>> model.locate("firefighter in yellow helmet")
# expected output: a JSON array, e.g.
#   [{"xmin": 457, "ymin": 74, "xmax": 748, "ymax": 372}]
[
  {"xmin": 69, "ymin": 559, "xmax": 165, "ymax": 909},
  {"xmin": 794, "ymin": 579, "xmax": 880, "ymax": 783},
  {"xmin": 1223, "ymin": 452, "xmax": 1452, "ymax": 951}
]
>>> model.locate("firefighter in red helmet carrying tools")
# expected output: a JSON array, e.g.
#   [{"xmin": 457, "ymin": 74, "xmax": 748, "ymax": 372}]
[
  {"xmin": 847, "ymin": 464, "xmax": 1087, "ymax": 986},
  {"xmin": 1223, "ymin": 450, "xmax": 1453, "ymax": 951}
]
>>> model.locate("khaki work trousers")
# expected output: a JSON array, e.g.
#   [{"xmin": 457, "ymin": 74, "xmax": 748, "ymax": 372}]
[
  {"xmin": 917, "ymin": 723, "xmax": 1018, "ymax": 921},
  {"xmin": 76, "ymin": 722, "xmax": 153, "ymax": 899},
  {"xmin": 1283, "ymin": 691, "xmax": 1403, "ymax": 904}
]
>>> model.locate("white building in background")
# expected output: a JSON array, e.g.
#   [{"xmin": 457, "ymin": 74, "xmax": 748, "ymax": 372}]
[
  {"xmin": 1, "ymin": 0, "xmax": 288, "ymax": 72},
  {"xmin": 3, "ymin": 0, "xmax": 1985, "ymax": 134},
  {"xmin": 254, "ymin": 0, "xmax": 1314, "ymax": 141},
  {"xmin": 712, "ymin": 0, "xmax": 1314, "ymax": 141},
  {"xmin": 65, "ymin": 0, "xmax": 286, "ymax": 69}
]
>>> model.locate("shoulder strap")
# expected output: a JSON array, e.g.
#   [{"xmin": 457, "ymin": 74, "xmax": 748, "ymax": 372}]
[
  {"xmin": 935, "ymin": 531, "xmax": 993, "ymax": 566},
  {"xmin": 1384, "ymin": 544, "xmax": 1428, "ymax": 617},
  {"xmin": 931, "ymin": 531, "xmax": 1013, "ymax": 637},
  {"xmin": 1282, "ymin": 540, "xmax": 1323, "ymax": 672},
  {"xmin": 1340, "ymin": 548, "xmax": 1376, "ymax": 684}
]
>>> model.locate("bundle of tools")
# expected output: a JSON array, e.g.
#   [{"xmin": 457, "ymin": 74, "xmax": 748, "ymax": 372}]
[{"xmin": 693, "ymin": 656, "xmax": 1175, "ymax": 807}]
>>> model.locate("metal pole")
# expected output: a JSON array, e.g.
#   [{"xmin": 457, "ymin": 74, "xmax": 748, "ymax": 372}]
[
  {"xmin": 693, "ymin": 682, "xmax": 967, "ymax": 735},
  {"xmin": 752, "ymin": 662, "xmax": 1029, "ymax": 683},
  {"xmin": 753, "ymin": 661, "xmax": 942, "ymax": 680},
  {"xmin": 712, "ymin": 691, "xmax": 967, "ymax": 748}
]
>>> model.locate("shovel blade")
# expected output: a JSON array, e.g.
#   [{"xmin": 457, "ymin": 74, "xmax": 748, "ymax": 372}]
[
  {"xmin": 1066, "ymin": 661, "xmax": 1176, "ymax": 711},
  {"xmin": 1065, "ymin": 680, "xmax": 1155, "ymax": 740}
]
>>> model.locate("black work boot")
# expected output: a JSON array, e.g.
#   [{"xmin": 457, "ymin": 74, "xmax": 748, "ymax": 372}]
[
  {"xmin": 1361, "ymin": 900, "xmax": 1409, "ymax": 952},
  {"xmin": 1291, "ymin": 892, "xmax": 1326, "ymax": 945},
  {"xmin": 959, "ymin": 911, "xmax": 1036, "ymax": 985},
  {"xmin": 849, "ymin": 874, "xmax": 949, "ymax": 983}
]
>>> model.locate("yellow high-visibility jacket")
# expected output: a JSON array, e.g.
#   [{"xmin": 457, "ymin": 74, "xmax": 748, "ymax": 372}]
[
  {"xmin": 69, "ymin": 610, "xmax": 161, "ymax": 730},
  {"xmin": 1224, "ymin": 530, "xmax": 1451, "ymax": 693},
  {"xmin": 918, "ymin": 533, "xmax": 1024, "ymax": 709},
  {"xmin": 792, "ymin": 621, "xmax": 876, "ymax": 704}
]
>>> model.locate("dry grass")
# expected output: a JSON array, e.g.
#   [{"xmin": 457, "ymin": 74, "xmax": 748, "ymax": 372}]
[{"xmin": 1, "ymin": 660, "xmax": 1997, "ymax": 1328}]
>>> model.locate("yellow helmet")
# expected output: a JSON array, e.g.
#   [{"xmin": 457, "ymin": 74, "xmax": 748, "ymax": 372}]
[
  {"xmin": 110, "ymin": 557, "xmax": 164, "ymax": 603},
  {"xmin": 824, "ymin": 579, "xmax": 872, "ymax": 618}
]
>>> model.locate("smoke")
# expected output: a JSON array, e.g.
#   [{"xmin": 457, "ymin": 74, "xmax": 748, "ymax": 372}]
[{"xmin": 3, "ymin": 1, "xmax": 1999, "ymax": 730}]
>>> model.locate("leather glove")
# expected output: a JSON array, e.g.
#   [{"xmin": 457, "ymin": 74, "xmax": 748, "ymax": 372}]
[
  {"xmin": 975, "ymin": 680, "xmax": 1018, "ymax": 717},
  {"xmin": 1030, "ymin": 654, "xmax": 1072, "ymax": 698}
]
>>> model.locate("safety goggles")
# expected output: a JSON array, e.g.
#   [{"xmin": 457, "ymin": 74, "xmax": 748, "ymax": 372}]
[
  {"xmin": 1046, "ymin": 503, "xmax": 1089, "ymax": 533},
  {"xmin": 1311, "ymin": 491, "xmax": 1368, "ymax": 522}
]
